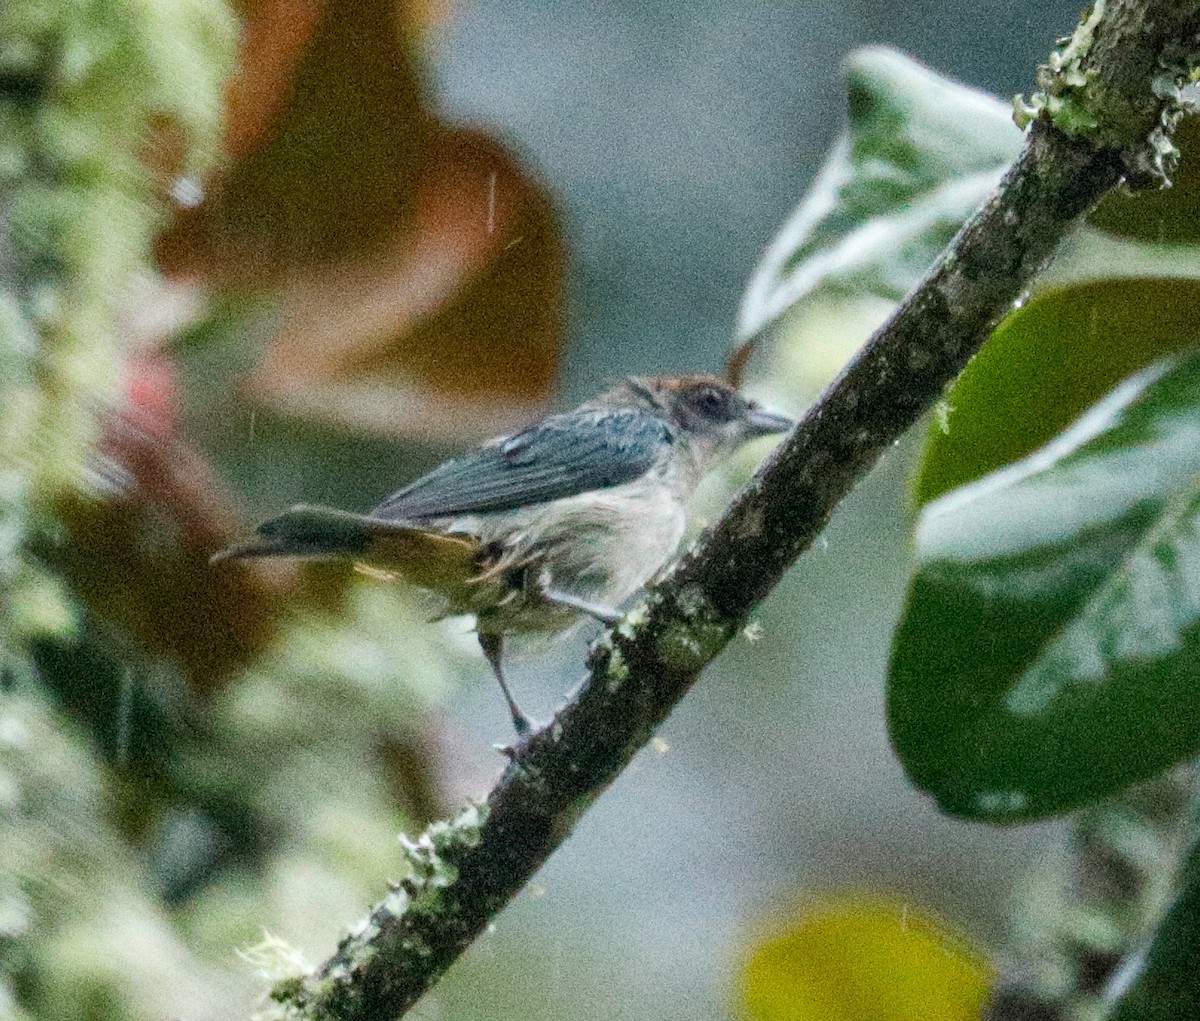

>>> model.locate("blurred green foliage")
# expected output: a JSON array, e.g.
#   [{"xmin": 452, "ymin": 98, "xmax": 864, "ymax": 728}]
[
  {"xmin": 0, "ymin": 692, "xmax": 234, "ymax": 1021},
  {"xmin": 2, "ymin": 1, "xmax": 237, "ymax": 1016},
  {"xmin": 998, "ymin": 770, "xmax": 1198, "ymax": 1021},
  {"xmin": 1107, "ymin": 820, "xmax": 1200, "ymax": 1021},
  {"xmin": 892, "ymin": 355, "xmax": 1200, "ymax": 820},
  {"xmin": 0, "ymin": 2, "xmax": 468, "ymax": 1019},
  {"xmin": 740, "ymin": 44, "xmax": 1200, "ymax": 1020},
  {"xmin": 0, "ymin": 0, "xmax": 232, "ymax": 659}
]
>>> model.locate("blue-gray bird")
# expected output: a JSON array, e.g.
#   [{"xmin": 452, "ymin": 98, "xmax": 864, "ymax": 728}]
[{"xmin": 213, "ymin": 375, "xmax": 791, "ymax": 734}]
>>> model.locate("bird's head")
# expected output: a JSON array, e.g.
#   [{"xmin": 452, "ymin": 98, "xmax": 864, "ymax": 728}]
[{"xmin": 614, "ymin": 374, "xmax": 793, "ymax": 468}]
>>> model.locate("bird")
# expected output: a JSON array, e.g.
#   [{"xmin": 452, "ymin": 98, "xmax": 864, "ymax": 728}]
[{"xmin": 212, "ymin": 374, "xmax": 792, "ymax": 735}]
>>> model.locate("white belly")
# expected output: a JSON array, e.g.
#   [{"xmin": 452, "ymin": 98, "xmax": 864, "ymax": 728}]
[
  {"xmin": 449, "ymin": 477, "xmax": 689, "ymax": 634},
  {"xmin": 538, "ymin": 484, "xmax": 689, "ymax": 604}
]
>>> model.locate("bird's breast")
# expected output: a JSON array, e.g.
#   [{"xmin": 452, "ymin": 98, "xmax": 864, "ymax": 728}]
[{"xmin": 445, "ymin": 475, "xmax": 689, "ymax": 633}]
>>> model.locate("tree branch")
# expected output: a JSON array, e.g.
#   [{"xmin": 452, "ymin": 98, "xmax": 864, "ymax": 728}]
[{"xmin": 261, "ymin": 2, "xmax": 1200, "ymax": 1018}]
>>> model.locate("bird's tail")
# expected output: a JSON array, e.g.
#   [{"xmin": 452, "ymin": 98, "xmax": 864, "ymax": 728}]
[
  {"xmin": 212, "ymin": 505, "xmax": 481, "ymax": 596},
  {"xmin": 212, "ymin": 505, "xmax": 374, "ymax": 561}
]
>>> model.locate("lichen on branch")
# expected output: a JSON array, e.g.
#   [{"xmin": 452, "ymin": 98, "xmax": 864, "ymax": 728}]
[{"xmin": 1013, "ymin": 0, "xmax": 1200, "ymax": 184}]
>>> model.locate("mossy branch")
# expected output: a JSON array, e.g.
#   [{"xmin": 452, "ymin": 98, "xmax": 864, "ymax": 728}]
[{"xmin": 257, "ymin": 2, "xmax": 1200, "ymax": 1018}]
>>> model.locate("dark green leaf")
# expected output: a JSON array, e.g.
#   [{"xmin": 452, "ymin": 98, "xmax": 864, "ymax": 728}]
[
  {"xmin": 890, "ymin": 354, "xmax": 1200, "ymax": 821},
  {"xmin": 1090, "ymin": 116, "xmax": 1200, "ymax": 245},
  {"xmin": 914, "ymin": 278, "xmax": 1200, "ymax": 507},
  {"xmin": 1106, "ymin": 829, "xmax": 1200, "ymax": 1021}
]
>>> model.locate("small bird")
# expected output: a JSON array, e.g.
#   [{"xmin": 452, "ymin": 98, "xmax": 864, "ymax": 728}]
[{"xmin": 213, "ymin": 375, "xmax": 791, "ymax": 735}]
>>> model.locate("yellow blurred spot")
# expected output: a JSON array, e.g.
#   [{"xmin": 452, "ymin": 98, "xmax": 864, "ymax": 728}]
[{"xmin": 737, "ymin": 894, "xmax": 993, "ymax": 1021}]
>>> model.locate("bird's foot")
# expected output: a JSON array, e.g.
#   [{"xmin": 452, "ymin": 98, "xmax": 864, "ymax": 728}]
[
  {"xmin": 493, "ymin": 710, "xmax": 539, "ymax": 758},
  {"xmin": 478, "ymin": 630, "xmax": 538, "ymax": 742},
  {"xmin": 539, "ymin": 584, "xmax": 621, "ymax": 627},
  {"xmin": 510, "ymin": 707, "xmax": 535, "ymax": 740}
]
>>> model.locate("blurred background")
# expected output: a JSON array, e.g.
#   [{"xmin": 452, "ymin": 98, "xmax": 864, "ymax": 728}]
[
  {"xmin": 434, "ymin": 0, "xmax": 1084, "ymax": 395},
  {"xmin": 0, "ymin": 1, "xmax": 1120, "ymax": 1020}
]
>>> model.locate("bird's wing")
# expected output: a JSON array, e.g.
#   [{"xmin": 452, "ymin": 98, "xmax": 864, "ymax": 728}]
[{"xmin": 373, "ymin": 409, "xmax": 671, "ymax": 521}]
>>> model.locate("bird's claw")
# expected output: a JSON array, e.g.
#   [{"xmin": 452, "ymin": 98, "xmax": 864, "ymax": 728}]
[
  {"xmin": 538, "ymin": 584, "xmax": 621, "ymax": 627},
  {"xmin": 494, "ymin": 712, "xmax": 538, "ymax": 758}
]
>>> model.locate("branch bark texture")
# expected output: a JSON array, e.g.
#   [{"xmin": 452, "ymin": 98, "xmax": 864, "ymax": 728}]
[{"xmin": 265, "ymin": 2, "xmax": 1200, "ymax": 1018}]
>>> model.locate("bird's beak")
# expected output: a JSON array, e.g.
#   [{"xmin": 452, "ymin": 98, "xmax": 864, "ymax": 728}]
[{"xmin": 744, "ymin": 405, "xmax": 793, "ymax": 437}]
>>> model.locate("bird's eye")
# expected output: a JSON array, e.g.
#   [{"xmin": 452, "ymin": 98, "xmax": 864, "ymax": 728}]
[{"xmin": 696, "ymin": 386, "xmax": 730, "ymax": 417}]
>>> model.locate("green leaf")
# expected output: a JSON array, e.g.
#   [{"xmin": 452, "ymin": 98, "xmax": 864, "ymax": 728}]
[
  {"xmin": 914, "ymin": 278, "xmax": 1200, "ymax": 507},
  {"xmin": 1089, "ymin": 115, "xmax": 1200, "ymax": 246},
  {"xmin": 1107, "ymin": 829, "xmax": 1200, "ymax": 1021},
  {"xmin": 890, "ymin": 354, "xmax": 1200, "ymax": 821},
  {"xmin": 736, "ymin": 47, "xmax": 1024, "ymax": 344}
]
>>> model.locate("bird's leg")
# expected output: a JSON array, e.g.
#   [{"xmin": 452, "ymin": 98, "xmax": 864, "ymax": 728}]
[
  {"xmin": 537, "ymin": 582, "xmax": 621, "ymax": 627},
  {"xmin": 477, "ymin": 631, "xmax": 533, "ymax": 738}
]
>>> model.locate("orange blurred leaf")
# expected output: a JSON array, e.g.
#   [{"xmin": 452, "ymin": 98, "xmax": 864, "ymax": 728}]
[
  {"xmin": 221, "ymin": 0, "xmax": 325, "ymax": 164},
  {"xmin": 247, "ymin": 126, "xmax": 564, "ymax": 439},
  {"xmin": 55, "ymin": 390, "xmax": 280, "ymax": 695},
  {"xmin": 155, "ymin": 0, "xmax": 566, "ymax": 440},
  {"xmin": 157, "ymin": 0, "xmax": 432, "ymax": 281}
]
